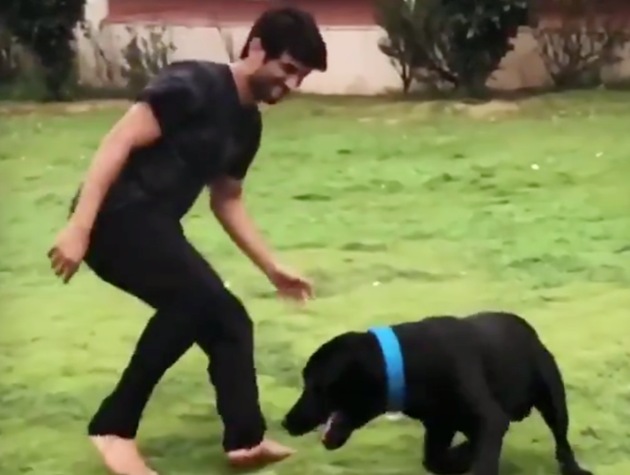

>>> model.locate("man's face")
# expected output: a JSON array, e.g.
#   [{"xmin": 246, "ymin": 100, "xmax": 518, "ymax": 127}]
[{"xmin": 247, "ymin": 42, "xmax": 312, "ymax": 104}]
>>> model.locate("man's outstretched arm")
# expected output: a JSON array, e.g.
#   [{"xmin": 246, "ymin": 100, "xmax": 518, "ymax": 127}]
[
  {"xmin": 209, "ymin": 177, "xmax": 312, "ymax": 301},
  {"xmin": 210, "ymin": 176, "xmax": 277, "ymax": 275}
]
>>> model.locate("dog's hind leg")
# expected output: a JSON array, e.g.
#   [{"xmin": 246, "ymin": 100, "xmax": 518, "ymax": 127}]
[
  {"xmin": 422, "ymin": 425, "xmax": 472, "ymax": 475},
  {"xmin": 535, "ymin": 346, "xmax": 593, "ymax": 475}
]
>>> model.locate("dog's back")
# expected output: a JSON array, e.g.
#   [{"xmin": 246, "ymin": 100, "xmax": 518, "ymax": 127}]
[
  {"xmin": 462, "ymin": 312, "xmax": 546, "ymax": 419},
  {"xmin": 395, "ymin": 311, "xmax": 550, "ymax": 421}
]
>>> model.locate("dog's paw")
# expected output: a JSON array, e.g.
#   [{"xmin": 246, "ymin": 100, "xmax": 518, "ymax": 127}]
[
  {"xmin": 422, "ymin": 460, "xmax": 470, "ymax": 475},
  {"xmin": 423, "ymin": 442, "xmax": 472, "ymax": 475},
  {"xmin": 561, "ymin": 465, "xmax": 593, "ymax": 475}
]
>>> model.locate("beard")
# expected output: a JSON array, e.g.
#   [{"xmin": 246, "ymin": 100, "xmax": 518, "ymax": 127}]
[{"xmin": 248, "ymin": 74, "xmax": 287, "ymax": 104}]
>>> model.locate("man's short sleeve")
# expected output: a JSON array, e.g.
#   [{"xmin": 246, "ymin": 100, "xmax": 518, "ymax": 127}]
[
  {"xmin": 226, "ymin": 111, "xmax": 262, "ymax": 181},
  {"xmin": 136, "ymin": 61, "xmax": 206, "ymax": 135}
]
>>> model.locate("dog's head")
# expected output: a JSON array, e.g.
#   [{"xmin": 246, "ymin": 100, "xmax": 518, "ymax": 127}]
[{"xmin": 282, "ymin": 331, "xmax": 385, "ymax": 450}]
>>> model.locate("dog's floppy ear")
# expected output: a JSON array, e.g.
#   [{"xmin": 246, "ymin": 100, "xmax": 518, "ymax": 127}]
[{"xmin": 304, "ymin": 332, "xmax": 363, "ymax": 387}]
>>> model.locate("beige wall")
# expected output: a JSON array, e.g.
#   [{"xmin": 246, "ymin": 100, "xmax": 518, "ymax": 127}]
[{"xmin": 77, "ymin": 0, "xmax": 630, "ymax": 95}]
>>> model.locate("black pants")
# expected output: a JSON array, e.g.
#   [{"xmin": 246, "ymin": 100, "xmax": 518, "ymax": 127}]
[{"xmin": 84, "ymin": 204, "xmax": 266, "ymax": 451}]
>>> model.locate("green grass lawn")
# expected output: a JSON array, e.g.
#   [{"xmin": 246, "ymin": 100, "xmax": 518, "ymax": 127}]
[{"xmin": 1, "ymin": 92, "xmax": 629, "ymax": 475}]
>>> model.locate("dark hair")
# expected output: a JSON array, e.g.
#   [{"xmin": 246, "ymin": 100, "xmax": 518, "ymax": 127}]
[{"xmin": 240, "ymin": 6, "xmax": 327, "ymax": 72}]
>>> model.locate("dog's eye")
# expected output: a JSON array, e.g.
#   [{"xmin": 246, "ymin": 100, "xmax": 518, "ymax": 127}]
[{"xmin": 306, "ymin": 381, "xmax": 326, "ymax": 395}]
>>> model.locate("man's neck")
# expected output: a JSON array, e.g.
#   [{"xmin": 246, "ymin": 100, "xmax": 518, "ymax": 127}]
[{"xmin": 229, "ymin": 61, "xmax": 256, "ymax": 105}]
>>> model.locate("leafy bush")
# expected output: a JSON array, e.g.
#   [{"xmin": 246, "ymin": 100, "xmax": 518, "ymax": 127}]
[
  {"xmin": 375, "ymin": 0, "xmax": 529, "ymax": 97},
  {"xmin": 120, "ymin": 26, "xmax": 176, "ymax": 95},
  {"xmin": 533, "ymin": 0, "xmax": 630, "ymax": 88},
  {"xmin": 1, "ymin": 0, "xmax": 86, "ymax": 100},
  {"xmin": 0, "ymin": 21, "xmax": 19, "ymax": 83}
]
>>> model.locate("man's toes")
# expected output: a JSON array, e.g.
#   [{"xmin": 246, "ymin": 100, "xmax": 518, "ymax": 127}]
[
  {"xmin": 260, "ymin": 439, "xmax": 295, "ymax": 458},
  {"xmin": 89, "ymin": 435, "xmax": 157, "ymax": 475},
  {"xmin": 227, "ymin": 439, "xmax": 295, "ymax": 468}
]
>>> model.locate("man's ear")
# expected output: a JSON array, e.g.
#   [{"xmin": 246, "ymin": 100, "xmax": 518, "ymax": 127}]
[{"xmin": 246, "ymin": 37, "xmax": 265, "ymax": 66}]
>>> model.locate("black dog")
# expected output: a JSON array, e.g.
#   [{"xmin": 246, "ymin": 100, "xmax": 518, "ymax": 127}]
[{"xmin": 282, "ymin": 311, "xmax": 592, "ymax": 475}]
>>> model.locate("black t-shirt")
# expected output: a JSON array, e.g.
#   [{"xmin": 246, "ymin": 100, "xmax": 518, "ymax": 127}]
[{"xmin": 73, "ymin": 60, "xmax": 261, "ymax": 220}]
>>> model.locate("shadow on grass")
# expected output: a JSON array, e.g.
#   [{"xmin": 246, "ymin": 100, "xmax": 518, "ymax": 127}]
[{"xmin": 137, "ymin": 432, "xmax": 588, "ymax": 475}]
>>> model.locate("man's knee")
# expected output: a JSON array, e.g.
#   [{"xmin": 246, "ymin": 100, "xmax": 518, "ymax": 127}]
[
  {"xmin": 215, "ymin": 290, "xmax": 253, "ymax": 335},
  {"xmin": 179, "ymin": 285, "xmax": 252, "ymax": 334}
]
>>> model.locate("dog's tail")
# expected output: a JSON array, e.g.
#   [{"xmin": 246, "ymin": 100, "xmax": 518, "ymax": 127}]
[
  {"xmin": 535, "ymin": 342, "xmax": 590, "ymax": 474},
  {"xmin": 535, "ymin": 344, "xmax": 570, "ymax": 441}
]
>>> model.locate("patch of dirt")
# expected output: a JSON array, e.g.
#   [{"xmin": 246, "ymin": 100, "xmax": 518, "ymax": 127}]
[
  {"xmin": 0, "ymin": 99, "xmax": 130, "ymax": 116},
  {"xmin": 451, "ymin": 100, "xmax": 521, "ymax": 120},
  {"xmin": 384, "ymin": 118, "xmax": 401, "ymax": 126},
  {"xmin": 62, "ymin": 99, "xmax": 130, "ymax": 112}
]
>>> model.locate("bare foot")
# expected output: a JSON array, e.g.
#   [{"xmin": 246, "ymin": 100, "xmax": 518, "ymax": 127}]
[
  {"xmin": 89, "ymin": 436, "xmax": 158, "ymax": 475},
  {"xmin": 227, "ymin": 438, "xmax": 295, "ymax": 468}
]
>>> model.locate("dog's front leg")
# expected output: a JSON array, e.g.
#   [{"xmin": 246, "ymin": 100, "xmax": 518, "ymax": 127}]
[
  {"xmin": 423, "ymin": 424, "xmax": 473, "ymax": 475},
  {"xmin": 470, "ymin": 413, "xmax": 509, "ymax": 475},
  {"xmin": 455, "ymin": 359, "xmax": 510, "ymax": 475}
]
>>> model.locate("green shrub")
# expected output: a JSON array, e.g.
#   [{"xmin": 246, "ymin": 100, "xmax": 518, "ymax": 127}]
[
  {"xmin": 375, "ymin": 0, "xmax": 529, "ymax": 97},
  {"xmin": 1, "ymin": 0, "xmax": 86, "ymax": 100}
]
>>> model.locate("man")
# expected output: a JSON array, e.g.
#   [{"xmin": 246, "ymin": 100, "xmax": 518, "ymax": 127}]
[{"xmin": 47, "ymin": 7, "xmax": 327, "ymax": 475}]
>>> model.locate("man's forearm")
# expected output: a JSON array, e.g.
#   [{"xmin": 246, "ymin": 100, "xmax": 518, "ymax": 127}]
[{"xmin": 211, "ymin": 196, "xmax": 277, "ymax": 275}]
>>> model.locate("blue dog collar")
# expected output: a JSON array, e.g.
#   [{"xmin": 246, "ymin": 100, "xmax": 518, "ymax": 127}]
[{"xmin": 368, "ymin": 326, "xmax": 406, "ymax": 412}]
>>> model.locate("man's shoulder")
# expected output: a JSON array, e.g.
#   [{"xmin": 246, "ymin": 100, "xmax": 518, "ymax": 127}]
[
  {"xmin": 158, "ymin": 60, "xmax": 226, "ymax": 84},
  {"xmin": 165, "ymin": 59, "xmax": 224, "ymax": 73}
]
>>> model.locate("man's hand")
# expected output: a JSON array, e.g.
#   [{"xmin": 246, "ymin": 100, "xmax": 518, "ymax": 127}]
[
  {"xmin": 209, "ymin": 178, "xmax": 313, "ymax": 302},
  {"xmin": 47, "ymin": 222, "xmax": 91, "ymax": 283},
  {"xmin": 266, "ymin": 263, "xmax": 313, "ymax": 302}
]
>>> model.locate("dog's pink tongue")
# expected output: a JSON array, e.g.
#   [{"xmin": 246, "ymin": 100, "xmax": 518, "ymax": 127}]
[{"xmin": 320, "ymin": 413, "xmax": 337, "ymax": 441}]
